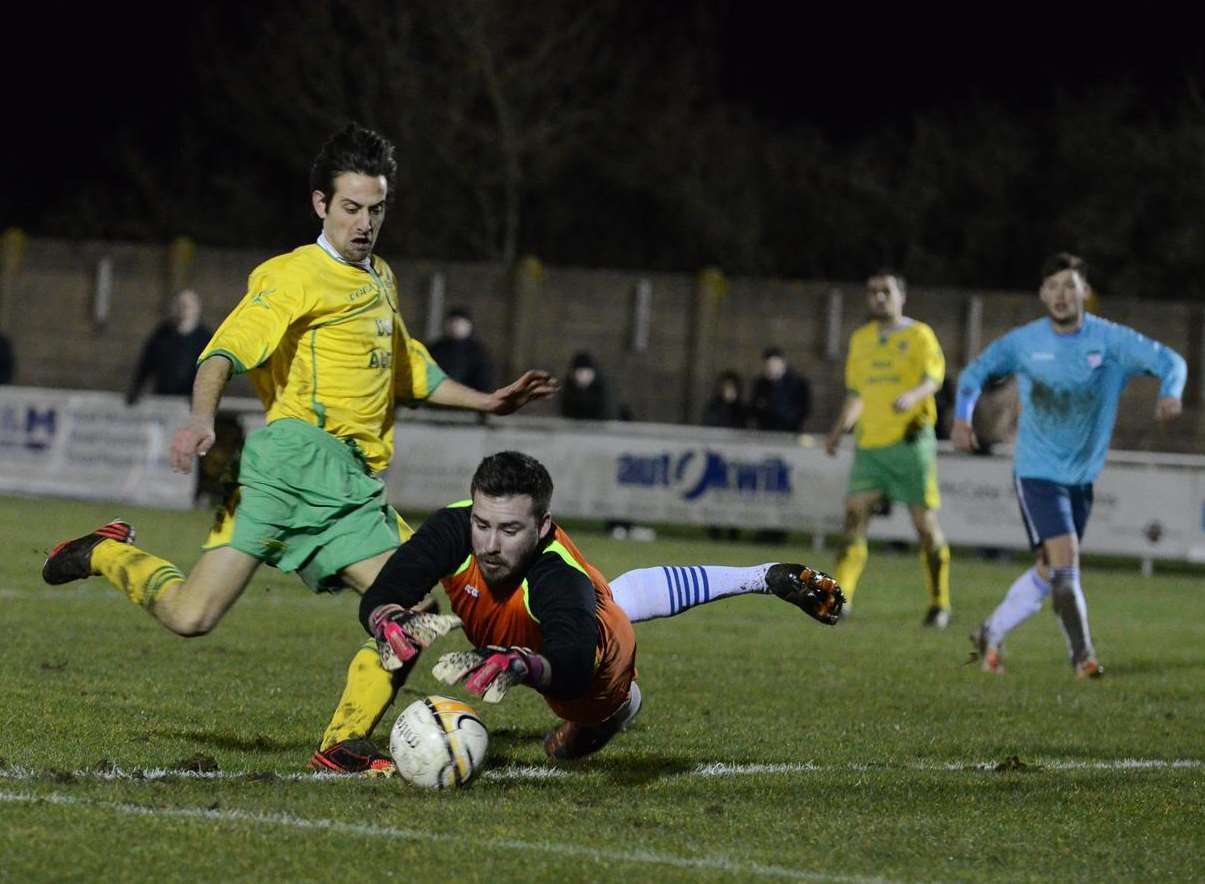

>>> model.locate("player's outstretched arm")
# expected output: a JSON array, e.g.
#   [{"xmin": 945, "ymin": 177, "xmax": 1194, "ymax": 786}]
[
  {"xmin": 170, "ymin": 355, "xmax": 232, "ymax": 473},
  {"xmin": 426, "ymin": 370, "xmax": 560, "ymax": 415},
  {"xmin": 825, "ymin": 395, "xmax": 862, "ymax": 456},
  {"xmin": 487, "ymin": 369, "xmax": 561, "ymax": 414}
]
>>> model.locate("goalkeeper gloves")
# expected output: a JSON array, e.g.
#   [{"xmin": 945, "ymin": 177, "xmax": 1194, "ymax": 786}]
[
  {"xmin": 432, "ymin": 646, "xmax": 550, "ymax": 703},
  {"xmin": 367, "ymin": 604, "xmax": 462, "ymax": 671}
]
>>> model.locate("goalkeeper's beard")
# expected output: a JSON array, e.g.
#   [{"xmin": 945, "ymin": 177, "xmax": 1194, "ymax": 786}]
[{"xmin": 478, "ymin": 549, "xmax": 537, "ymax": 589}]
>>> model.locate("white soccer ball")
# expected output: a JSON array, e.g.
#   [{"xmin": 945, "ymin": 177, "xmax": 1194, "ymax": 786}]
[{"xmin": 389, "ymin": 695, "xmax": 489, "ymax": 789}]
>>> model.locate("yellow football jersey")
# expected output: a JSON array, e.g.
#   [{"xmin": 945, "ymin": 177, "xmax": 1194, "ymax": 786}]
[
  {"xmin": 199, "ymin": 244, "xmax": 445, "ymax": 472},
  {"xmin": 845, "ymin": 319, "xmax": 944, "ymax": 448}
]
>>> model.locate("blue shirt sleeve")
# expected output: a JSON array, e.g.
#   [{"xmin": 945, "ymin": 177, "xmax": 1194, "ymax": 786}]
[
  {"xmin": 955, "ymin": 332, "xmax": 1019, "ymax": 422},
  {"xmin": 1111, "ymin": 322, "xmax": 1187, "ymax": 400}
]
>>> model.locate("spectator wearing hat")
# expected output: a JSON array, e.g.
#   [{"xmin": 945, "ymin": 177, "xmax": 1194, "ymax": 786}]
[{"xmin": 561, "ymin": 351, "xmax": 617, "ymax": 421}]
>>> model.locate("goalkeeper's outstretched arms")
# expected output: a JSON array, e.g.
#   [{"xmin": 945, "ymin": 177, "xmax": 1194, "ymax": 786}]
[
  {"xmin": 433, "ymin": 554, "xmax": 599, "ymax": 703},
  {"xmin": 359, "ymin": 507, "xmax": 469, "ymax": 668}
]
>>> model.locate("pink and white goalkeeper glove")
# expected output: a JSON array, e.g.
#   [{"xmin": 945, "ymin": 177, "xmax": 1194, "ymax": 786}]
[
  {"xmin": 432, "ymin": 646, "xmax": 550, "ymax": 703},
  {"xmin": 367, "ymin": 604, "xmax": 462, "ymax": 671}
]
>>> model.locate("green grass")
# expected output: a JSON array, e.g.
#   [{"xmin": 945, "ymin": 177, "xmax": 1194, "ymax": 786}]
[{"xmin": 1, "ymin": 495, "xmax": 1202, "ymax": 882}]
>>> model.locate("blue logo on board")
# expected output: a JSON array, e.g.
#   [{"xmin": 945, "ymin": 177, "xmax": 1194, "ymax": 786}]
[
  {"xmin": 0, "ymin": 405, "xmax": 57, "ymax": 451},
  {"xmin": 616, "ymin": 450, "xmax": 792, "ymax": 501}
]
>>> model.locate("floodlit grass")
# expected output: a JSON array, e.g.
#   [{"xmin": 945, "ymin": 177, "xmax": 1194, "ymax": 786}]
[{"xmin": 1, "ymin": 495, "xmax": 1202, "ymax": 882}]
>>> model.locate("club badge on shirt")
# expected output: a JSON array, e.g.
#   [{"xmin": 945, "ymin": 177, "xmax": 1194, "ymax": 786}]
[{"xmin": 1086, "ymin": 351, "xmax": 1103, "ymax": 369}]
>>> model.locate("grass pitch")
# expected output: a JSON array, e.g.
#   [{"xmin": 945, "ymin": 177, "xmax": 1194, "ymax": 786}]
[{"xmin": 1, "ymin": 495, "xmax": 1202, "ymax": 882}]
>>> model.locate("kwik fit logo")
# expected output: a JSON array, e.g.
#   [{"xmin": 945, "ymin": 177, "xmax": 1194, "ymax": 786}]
[{"xmin": 616, "ymin": 450, "xmax": 792, "ymax": 501}]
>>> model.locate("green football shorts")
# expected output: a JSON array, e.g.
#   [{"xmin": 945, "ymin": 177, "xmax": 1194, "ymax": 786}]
[
  {"xmin": 202, "ymin": 418, "xmax": 412, "ymax": 592},
  {"xmin": 848, "ymin": 427, "xmax": 940, "ymax": 509}
]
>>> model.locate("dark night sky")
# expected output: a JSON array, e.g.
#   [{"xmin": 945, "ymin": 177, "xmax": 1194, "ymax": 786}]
[
  {"xmin": 4, "ymin": 5, "xmax": 1203, "ymax": 227},
  {"xmin": 716, "ymin": 9, "xmax": 1205, "ymax": 134}
]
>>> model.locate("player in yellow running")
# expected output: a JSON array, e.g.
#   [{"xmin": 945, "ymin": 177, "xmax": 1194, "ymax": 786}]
[
  {"xmin": 42, "ymin": 124, "xmax": 558, "ymax": 774},
  {"xmin": 824, "ymin": 271, "xmax": 951, "ymax": 627}
]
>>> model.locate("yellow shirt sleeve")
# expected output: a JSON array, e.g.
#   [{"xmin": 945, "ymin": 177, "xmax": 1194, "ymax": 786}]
[
  {"xmin": 844, "ymin": 343, "xmax": 859, "ymax": 397},
  {"xmin": 918, "ymin": 323, "xmax": 945, "ymax": 386},
  {"xmin": 199, "ymin": 267, "xmax": 316, "ymax": 374},
  {"xmin": 396, "ymin": 337, "xmax": 448, "ymax": 404}
]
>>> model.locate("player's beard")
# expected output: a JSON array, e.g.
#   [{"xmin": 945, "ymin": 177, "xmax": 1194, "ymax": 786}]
[{"xmin": 478, "ymin": 545, "xmax": 538, "ymax": 589}]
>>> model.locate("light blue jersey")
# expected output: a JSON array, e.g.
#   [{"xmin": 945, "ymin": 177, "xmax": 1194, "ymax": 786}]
[{"xmin": 955, "ymin": 313, "xmax": 1186, "ymax": 484}]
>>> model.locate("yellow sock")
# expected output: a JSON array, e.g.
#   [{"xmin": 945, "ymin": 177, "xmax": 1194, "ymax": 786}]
[
  {"xmin": 90, "ymin": 539, "xmax": 184, "ymax": 610},
  {"xmin": 921, "ymin": 544, "xmax": 951, "ymax": 609},
  {"xmin": 320, "ymin": 640, "xmax": 416, "ymax": 750},
  {"xmin": 834, "ymin": 540, "xmax": 868, "ymax": 603}
]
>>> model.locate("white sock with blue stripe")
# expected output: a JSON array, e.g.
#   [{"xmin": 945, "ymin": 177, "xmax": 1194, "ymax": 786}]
[
  {"xmin": 609, "ymin": 564, "xmax": 775, "ymax": 623},
  {"xmin": 984, "ymin": 567, "xmax": 1050, "ymax": 647}
]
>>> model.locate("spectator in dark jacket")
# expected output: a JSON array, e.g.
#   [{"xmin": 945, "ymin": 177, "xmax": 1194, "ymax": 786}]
[
  {"xmin": 126, "ymin": 289, "xmax": 211, "ymax": 405},
  {"xmin": 561, "ymin": 351, "xmax": 616, "ymax": 421},
  {"xmin": 702, "ymin": 370, "xmax": 748, "ymax": 429},
  {"xmin": 427, "ymin": 307, "xmax": 493, "ymax": 393},
  {"xmin": 750, "ymin": 347, "xmax": 811, "ymax": 432},
  {"xmin": 703, "ymin": 370, "xmax": 748, "ymax": 541}
]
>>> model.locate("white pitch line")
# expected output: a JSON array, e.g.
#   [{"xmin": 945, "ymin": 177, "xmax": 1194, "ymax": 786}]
[
  {"xmin": 0, "ymin": 789, "xmax": 887, "ymax": 884},
  {"xmin": 692, "ymin": 759, "xmax": 1203, "ymax": 776},
  {"xmin": 0, "ymin": 764, "xmax": 572, "ymax": 784},
  {"xmin": 0, "ymin": 758, "xmax": 1196, "ymax": 788}
]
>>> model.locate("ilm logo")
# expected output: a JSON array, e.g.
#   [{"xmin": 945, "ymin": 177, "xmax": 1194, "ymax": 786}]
[{"xmin": 0, "ymin": 405, "xmax": 57, "ymax": 451}]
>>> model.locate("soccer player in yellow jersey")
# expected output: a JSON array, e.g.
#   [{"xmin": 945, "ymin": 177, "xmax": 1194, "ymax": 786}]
[
  {"xmin": 42, "ymin": 124, "xmax": 558, "ymax": 772},
  {"xmin": 824, "ymin": 271, "xmax": 952, "ymax": 627}
]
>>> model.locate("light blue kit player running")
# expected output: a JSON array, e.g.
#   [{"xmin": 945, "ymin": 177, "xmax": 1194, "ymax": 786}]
[{"xmin": 952, "ymin": 253, "xmax": 1186, "ymax": 678}]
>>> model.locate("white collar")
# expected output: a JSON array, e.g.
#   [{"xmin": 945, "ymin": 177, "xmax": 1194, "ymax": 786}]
[{"xmin": 316, "ymin": 232, "xmax": 372, "ymax": 270}]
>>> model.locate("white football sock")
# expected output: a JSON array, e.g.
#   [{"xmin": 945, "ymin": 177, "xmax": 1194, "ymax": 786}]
[
  {"xmin": 609, "ymin": 564, "xmax": 773, "ymax": 623},
  {"xmin": 984, "ymin": 567, "xmax": 1050, "ymax": 647}
]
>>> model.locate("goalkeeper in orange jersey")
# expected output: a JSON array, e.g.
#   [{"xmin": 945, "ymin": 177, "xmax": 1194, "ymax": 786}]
[
  {"xmin": 824, "ymin": 271, "xmax": 951, "ymax": 627},
  {"xmin": 359, "ymin": 450, "xmax": 844, "ymax": 761}
]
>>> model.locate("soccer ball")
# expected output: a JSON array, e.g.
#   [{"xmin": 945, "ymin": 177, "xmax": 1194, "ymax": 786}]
[{"xmin": 389, "ymin": 695, "xmax": 489, "ymax": 789}]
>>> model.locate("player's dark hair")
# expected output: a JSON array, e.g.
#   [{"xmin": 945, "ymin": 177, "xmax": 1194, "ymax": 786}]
[
  {"xmin": 471, "ymin": 451, "xmax": 554, "ymax": 519},
  {"xmin": 1041, "ymin": 252, "xmax": 1088, "ymax": 283},
  {"xmin": 310, "ymin": 123, "xmax": 397, "ymax": 208},
  {"xmin": 873, "ymin": 269, "xmax": 907, "ymax": 293}
]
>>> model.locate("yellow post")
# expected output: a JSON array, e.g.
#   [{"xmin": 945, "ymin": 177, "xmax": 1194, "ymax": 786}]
[
  {"xmin": 167, "ymin": 236, "xmax": 196, "ymax": 304},
  {"xmin": 509, "ymin": 255, "xmax": 543, "ymax": 378},
  {"xmin": 685, "ymin": 266, "xmax": 727, "ymax": 422},
  {"xmin": 0, "ymin": 228, "xmax": 26, "ymax": 333}
]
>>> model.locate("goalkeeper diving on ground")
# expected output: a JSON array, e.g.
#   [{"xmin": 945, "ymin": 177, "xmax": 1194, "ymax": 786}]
[{"xmin": 344, "ymin": 450, "xmax": 844, "ymax": 766}]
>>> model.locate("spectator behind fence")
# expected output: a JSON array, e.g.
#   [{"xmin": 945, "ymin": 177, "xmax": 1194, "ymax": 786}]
[
  {"xmin": 0, "ymin": 330, "xmax": 14, "ymax": 384},
  {"xmin": 126, "ymin": 289, "xmax": 211, "ymax": 405},
  {"xmin": 703, "ymin": 370, "xmax": 748, "ymax": 541},
  {"xmin": 427, "ymin": 306, "xmax": 493, "ymax": 393},
  {"xmin": 561, "ymin": 351, "xmax": 650, "ymax": 539},
  {"xmin": 750, "ymin": 347, "xmax": 811, "ymax": 432},
  {"xmin": 702, "ymin": 370, "xmax": 749, "ymax": 429},
  {"xmin": 561, "ymin": 351, "xmax": 617, "ymax": 421}
]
